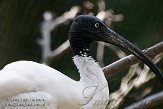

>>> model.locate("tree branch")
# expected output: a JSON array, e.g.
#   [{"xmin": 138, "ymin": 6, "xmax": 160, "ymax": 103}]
[
  {"xmin": 124, "ymin": 91, "xmax": 163, "ymax": 109},
  {"xmin": 103, "ymin": 41, "xmax": 163, "ymax": 76},
  {"xmin": 106, "ymin": 53, "xmax": 162, "ymax": 109},
  {"xmin": 45, "ymin": 40, "xmax": 70, "ymax": 65},
  {"xmin": 39, "ymin": 6, "xmax": 80, "ymax": 64}
]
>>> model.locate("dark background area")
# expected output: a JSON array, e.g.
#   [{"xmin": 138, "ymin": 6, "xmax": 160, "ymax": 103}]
[{"xmin": 0, "ymin": 0, "xmax": 162, "ymax": 108}]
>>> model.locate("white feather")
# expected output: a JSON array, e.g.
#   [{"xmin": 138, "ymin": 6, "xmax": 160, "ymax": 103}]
[{"xmin": 0, "ymin": 56, "xmax": 109, "ymax": 109}]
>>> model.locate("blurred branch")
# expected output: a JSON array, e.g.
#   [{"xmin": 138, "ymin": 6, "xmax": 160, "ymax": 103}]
[
  {"xmin": 124, "ymin": 91, "xmax": 163, "ymax": 109},
  {"xmin": 98, "ymin": 0, "xmax": 105, "ymax": 11},
  {"xmin": 107, "ymin": 53, "xmax": 162, "ymax": 109},
  {"xmin": 105, "ymin": 9, "xmax": 123, "ymax": 27},
  {"xmin": 83, "ymin": 1, "xmax": 94, "ymax": 15},
  {"xmin": 46, "ymin": 40, "xmax": 70, "ymax": 65},
  {"xmin": 41, "ymin": 6, "xmax": 80, "ymax": 32},
  {"xmin": 96, "ymin": 42, "xmax": 105, "ymax": 67},
  {"xmin": 39, "ymin": 6, "xmax": 80, "ymax": 64},
  {"xmin": 104, "ymin": 43, "xmax": 126, "ymax": 58},
  {"xmin": 103, "ymin": 41, "xmax": 163, "ymax": 76},
  {"xmin": 105, "ymin": 42, "xmax": 162, "ymax": 109},
  {"xmin": 107, "ymin": 64, "xmax": 140, "ymax": 109}
]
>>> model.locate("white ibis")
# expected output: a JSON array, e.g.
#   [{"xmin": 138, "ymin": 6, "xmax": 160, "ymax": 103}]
[{"xmin": 0, "ymin": 15, "xmax": 162, "ymax": 109}]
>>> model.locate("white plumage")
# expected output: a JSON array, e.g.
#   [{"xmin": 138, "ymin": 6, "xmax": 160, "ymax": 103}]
[{"xmin": 0, "ymin": 56, "xmax": 109, "ymax": 109}]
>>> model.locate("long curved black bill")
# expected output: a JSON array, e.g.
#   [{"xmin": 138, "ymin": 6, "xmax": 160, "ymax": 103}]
[{"xmin": 105, "ymin": 28, "xmax": 163, "ymax": 84}]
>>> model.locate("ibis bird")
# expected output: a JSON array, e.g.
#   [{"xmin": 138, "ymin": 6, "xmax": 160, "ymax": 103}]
[{"xmin": 0, "ymin": 15, "xmax": 162, "ymax": 109}]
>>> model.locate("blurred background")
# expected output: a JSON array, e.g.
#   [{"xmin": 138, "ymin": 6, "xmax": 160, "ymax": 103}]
[{"xmin": 0, "ymin": 0, "xmax": 162, "ymax": 108}]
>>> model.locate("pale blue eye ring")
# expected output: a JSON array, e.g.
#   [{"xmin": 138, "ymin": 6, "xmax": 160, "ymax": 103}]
[{"xmin": 95, "ymin": 23, "xmax": 99, "ymax": 28}]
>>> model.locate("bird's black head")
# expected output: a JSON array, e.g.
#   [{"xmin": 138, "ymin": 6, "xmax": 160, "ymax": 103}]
[
  {"xmin": 69, "ymin": 15, "xmax": 163, "ymax": 84},
  {"xmin": 69, "ymin": 15, "xmax": 109, "ymax": 56},
  {"xmin": 69, "ymin": 15, "xmax": 108, "ymax": 37}
]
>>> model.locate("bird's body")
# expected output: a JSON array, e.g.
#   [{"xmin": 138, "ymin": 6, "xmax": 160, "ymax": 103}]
[{"xmin": 0, "ymin": 56, "xmax": 109, "ymax": 109}]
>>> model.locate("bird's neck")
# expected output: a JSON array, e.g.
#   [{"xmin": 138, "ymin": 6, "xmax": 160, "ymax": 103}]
[
  {"xmin": 73, "ymin": 56, "xmax": 107, "ymax": 86},
  {"xmin": 69, "ymin": 34, "xmax": 92, "ymax": 56},
  {"xmin": 69, "ymin": 34, "xmax": 107, "ymax": 86}
]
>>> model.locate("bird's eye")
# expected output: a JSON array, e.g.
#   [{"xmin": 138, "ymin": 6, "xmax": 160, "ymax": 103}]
[{"xmin": 95, "ymin": 23, "xmax": 100, "ymax": 28}]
